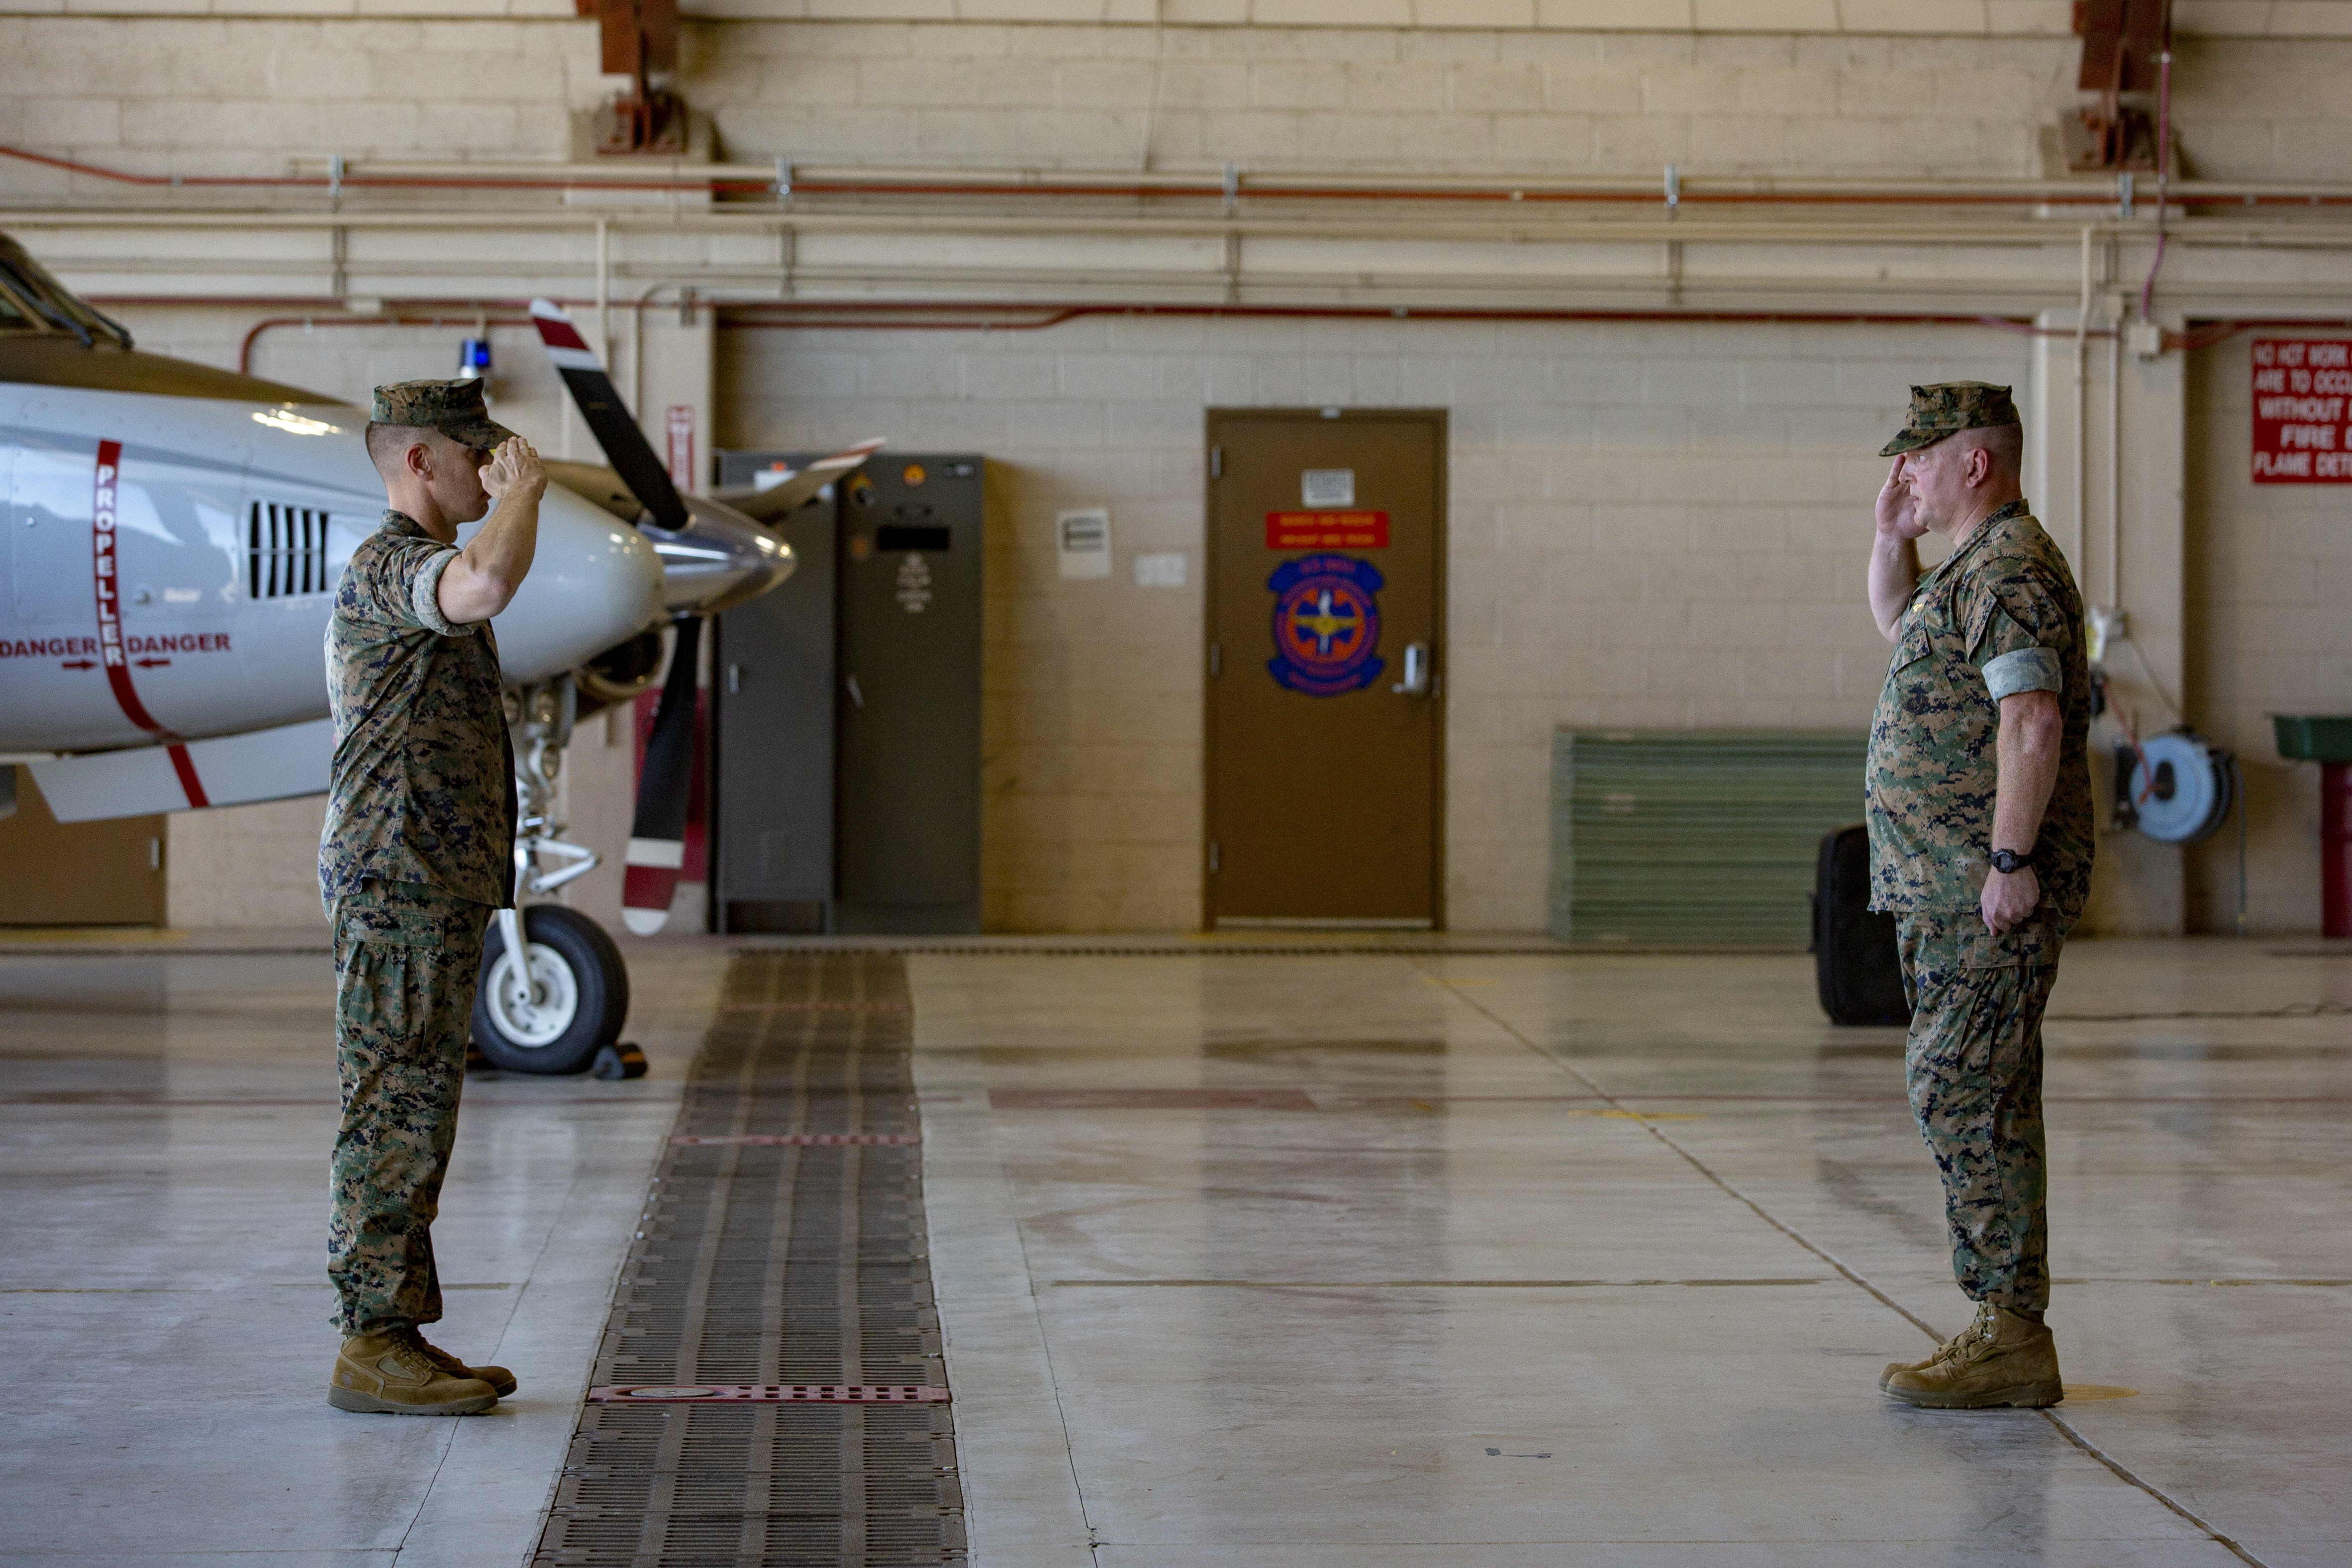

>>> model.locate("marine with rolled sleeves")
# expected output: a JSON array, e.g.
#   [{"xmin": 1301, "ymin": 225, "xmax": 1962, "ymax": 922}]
[
  {"xmin": 319, "ymin": 379, "xmax": 545, "ymax": 1415},
  {"xmin": 1864, "ymin": 382, "xmax": 2094, "ymax": 1409}
]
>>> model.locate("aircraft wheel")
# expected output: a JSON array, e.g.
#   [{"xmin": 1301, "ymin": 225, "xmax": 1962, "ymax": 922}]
[{"xmin": 471, "ymin": 905, "xmax": 630, "ymax": 1075}]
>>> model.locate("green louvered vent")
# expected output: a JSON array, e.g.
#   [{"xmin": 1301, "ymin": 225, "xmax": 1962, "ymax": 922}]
[{"xmin": 1549, "ymin": 729, "xmax": 1868, "ymax": 948}]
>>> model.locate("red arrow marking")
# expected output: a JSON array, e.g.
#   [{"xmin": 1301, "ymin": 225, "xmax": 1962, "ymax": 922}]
[
  {"xmin": 60, "ymin": 659, "xmax": 97, "ymax": 670},
  {"xmin": 134, "ymin": 658, "xmax": 172, "ymax": 668}
]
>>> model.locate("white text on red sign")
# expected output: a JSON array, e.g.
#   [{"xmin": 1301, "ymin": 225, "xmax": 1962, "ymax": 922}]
[{"xmin": 2253, "ymin": 339, "xmax": 2352, "ymax": 483}]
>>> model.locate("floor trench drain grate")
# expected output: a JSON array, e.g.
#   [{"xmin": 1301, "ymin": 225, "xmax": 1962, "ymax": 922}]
[{"xmin": 532, "ymin": 952, "xmax": 963, "ymax": 1566}]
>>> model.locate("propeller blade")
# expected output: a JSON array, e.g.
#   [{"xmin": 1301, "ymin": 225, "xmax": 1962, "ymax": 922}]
[
  {"xmin": 529, "ymin": 298, "xmax": 691, "ymax": 535},
  {"xmin": 622, "ymin": 616, "xmax": 702, "ymax": 936},
  {"xmin": 710, "ymin": 437, "xmax": 886, "ymax": 523}
]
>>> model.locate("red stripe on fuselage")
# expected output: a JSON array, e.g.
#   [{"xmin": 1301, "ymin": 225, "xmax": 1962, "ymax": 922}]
[
  {"xmin": 90, "ymin": 440, "xmax": 175, "ymax": 740},
  {"xmin": 166, "ymin": 744, "xmax": 209, "ymax": 808}
]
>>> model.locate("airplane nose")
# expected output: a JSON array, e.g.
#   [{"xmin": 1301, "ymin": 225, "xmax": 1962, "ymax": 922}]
[{"xmin": 650, "ymin": 496, "xmax": 798, "ymax": 615}]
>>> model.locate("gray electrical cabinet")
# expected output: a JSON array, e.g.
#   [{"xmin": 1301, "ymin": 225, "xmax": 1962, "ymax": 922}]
[
  {"xmin": 710, "ymin": 482, "xmax": 837, "ymax": 935},
  {"xmin": 712, "ymin": 451, "xmax": 983, "ymax": 935}
]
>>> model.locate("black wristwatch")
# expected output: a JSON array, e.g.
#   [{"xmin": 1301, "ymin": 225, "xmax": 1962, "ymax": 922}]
[{"xmin": 1990, "ymin": 847, "xmax": 2036, "ymax": 875}]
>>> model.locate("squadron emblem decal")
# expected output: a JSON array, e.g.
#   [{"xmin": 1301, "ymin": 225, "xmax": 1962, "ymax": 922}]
[{"xmin": 1266, "ymin": 554, "xmax": 1384, "ymax": 696}]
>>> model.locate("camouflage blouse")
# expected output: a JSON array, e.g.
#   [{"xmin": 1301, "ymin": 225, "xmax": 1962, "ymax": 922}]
[
  {"xmin": 317, "ymin": 510, "xmax": 515, "ymax": 913},
  {"xmin": 1865, "ymin": 499, "xmax": 2095, "ymax": 927}
]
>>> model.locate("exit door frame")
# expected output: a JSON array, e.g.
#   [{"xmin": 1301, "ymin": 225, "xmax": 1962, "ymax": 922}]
[{"xmin": 1200, "ymin": 406, "xmax": 1450, "ymax": 932}]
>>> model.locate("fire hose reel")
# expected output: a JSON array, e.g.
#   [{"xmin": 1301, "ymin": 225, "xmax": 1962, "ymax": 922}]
[{"xmin": 2114, "ymin": 730, "xmax": 2236, "ymax": 845}]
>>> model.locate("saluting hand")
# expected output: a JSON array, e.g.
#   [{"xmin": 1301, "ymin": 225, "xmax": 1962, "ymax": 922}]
[
  {"xmin": 1875, "ymin": 456, "xmax": 1927, "ymax": 542},
  {"xmin": 482, "ymin": 436, "xmax": 546, "ymax": 500}
]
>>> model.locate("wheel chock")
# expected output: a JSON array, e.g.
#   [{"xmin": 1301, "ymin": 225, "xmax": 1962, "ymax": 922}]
[{"xmin": 592, "ymin": 1042, "xmax": 649, "ymax": 1080}]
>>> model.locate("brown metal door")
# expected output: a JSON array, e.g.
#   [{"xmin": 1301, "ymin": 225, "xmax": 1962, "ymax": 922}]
[
  {"xmin": 0, "ymin": 772, "xmax": 167, "ymax": 926},
  {"xmin": 1204, "ymin": 409, "xmax": 1445, "ymax": 927}
]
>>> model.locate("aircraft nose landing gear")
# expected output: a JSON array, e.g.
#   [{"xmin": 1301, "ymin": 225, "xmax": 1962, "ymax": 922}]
[
  {"xmin": 474, "ymin": 903, "xmax": 628, "ymax": 1074},
  {"xmin": 471, "ymin": 677, "xmax": 632, "ymax": 1075}
]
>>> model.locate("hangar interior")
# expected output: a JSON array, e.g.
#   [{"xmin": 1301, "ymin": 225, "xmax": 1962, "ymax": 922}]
[{"xmin": 2, "ymin": 2, "xmax": 2349, "ymax": 1565}]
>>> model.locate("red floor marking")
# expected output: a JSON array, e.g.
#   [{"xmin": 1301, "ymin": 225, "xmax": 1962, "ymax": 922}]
[
  {"xmin": 989, "ymin": 1088, "xmax": 1319, "ymax": 1111},
  {"xmin": 977, "ymin": 1088, "xmax": 2352, "ymax": 1112},
  {"xmin": 669, "ymin": 1133, "xmax": 920, "ymax": 1146},
  {"xmin": 589, "ymin": 1384, "xmax": 948, "ymax": 1403}
]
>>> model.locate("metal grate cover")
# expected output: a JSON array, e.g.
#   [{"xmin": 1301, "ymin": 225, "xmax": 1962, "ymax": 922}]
[
  {"xmin": 1549, "ymin": 728, "xmax": 1868, "ymax": 948},
  {"xmin": 533, "ymin": 952, "xmax": 964, "ymax": 1567}
]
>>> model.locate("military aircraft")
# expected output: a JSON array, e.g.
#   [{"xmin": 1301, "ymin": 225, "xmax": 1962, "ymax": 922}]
[{"xmin": 0, "ymin": 232, "xmax": 880, "ymax": 1073}]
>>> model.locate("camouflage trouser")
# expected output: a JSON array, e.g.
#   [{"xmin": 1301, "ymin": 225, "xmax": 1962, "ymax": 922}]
[
  {"xmin": 328, "ymin": 880, "xmax": 490, "ymax": 1336},
  {"xmin": 1895, "ymin": 910, "xmax": 2062, "ymax": 1314}
]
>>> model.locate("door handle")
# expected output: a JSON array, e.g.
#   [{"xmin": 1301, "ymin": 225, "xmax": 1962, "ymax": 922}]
[{"xmin": 1391, "ymin": 642, "xmax": 1431, "ymax": 695}]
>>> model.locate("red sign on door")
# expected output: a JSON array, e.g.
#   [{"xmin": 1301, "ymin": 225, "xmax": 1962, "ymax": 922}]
[
  {"xmin": 2252, "ymin": 338, "xmax": 2352, "ymax": 483},
  {"xmin": 1266, "ymin": 510, "xmax": 1389, "ymax": 549}
]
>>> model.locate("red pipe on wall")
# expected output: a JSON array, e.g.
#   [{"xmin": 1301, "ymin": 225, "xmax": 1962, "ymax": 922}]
[
  {"xmin": 16, "ymin": 142, "xmax": 2352, "ymax": 208},
  {"xmin": 229, "ymin": 300, "xmax": 2089, "ymax": 374},
  {"xmin": 235, "ymin": 312, "xmax": 535, "ymax": 375},
  {"xmin": 0, "ymin": 143, "xmax": 776, "ymax": 196}
]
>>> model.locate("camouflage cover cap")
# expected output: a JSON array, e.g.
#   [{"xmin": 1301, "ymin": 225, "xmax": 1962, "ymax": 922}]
[
  {"xmin": 370, "ymin": 379, "xmax": 517, "ymax": 451},
  {"xmin": 1880, "ymin": 382, "xmax": 2022, "ymax": 457}
]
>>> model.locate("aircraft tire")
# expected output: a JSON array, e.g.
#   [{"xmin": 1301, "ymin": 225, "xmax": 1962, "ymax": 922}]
[{"xmin": 471, "ymin": 905, "xmax": 631, "ymax": 1075}]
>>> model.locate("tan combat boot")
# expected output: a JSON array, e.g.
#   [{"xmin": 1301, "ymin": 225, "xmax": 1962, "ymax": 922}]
[
  {"xmin": 1882, "ymin": 1302, "xmax": 2062, "ymax": 1409},
  {"xmin": 1879, "ymin": 1302, "xmax": 1991, "ymax": 1391},
  {"xmin": 328, "ymin": 1327, "xmax": 499, "ymax": 1415},
  {"xmin": 412, "ymin": 1332, "xmax": 517, "ymax": 1397}
]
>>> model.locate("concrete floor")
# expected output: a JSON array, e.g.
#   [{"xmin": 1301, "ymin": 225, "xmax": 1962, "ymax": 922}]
[
  {"xmin": 1, "ymin": 937, "xmax": 2345, "ymax": 1566},
  {"xmin": 0, "ymin": 941, "xmax": 725, "ymax": 1568}
]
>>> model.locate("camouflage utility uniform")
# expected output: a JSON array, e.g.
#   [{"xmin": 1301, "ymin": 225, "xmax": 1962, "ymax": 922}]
[
  {"xmin": 1867, "ymin": 430, "xmax": 2094, "ymax": 1315},
  {"xmin": 319, "ymin": 504, "xmax": 516, "ymax": 1337}
]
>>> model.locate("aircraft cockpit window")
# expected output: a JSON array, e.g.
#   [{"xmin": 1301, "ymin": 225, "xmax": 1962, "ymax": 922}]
[{"xmin": 0, "ymin": 242, "xmax": 134, "ymax": 348}]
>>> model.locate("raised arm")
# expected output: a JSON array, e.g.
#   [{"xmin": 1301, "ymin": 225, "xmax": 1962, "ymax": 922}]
[
  {"xmin": 1870, "ymin": 456, "xmax": 1925, "ymax": 642},
  {"xmin": 437, "ymin": 437, "xmax": 547, "ymax": 626}
]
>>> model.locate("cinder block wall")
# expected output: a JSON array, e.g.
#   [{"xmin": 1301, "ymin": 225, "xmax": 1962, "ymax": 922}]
[
  {"xmin": 165, "ymin": 795, "xmax": 332, "ymax": 930},
  {"xmin": 2185, "ymin": 335, "xmax": 2352, "ymax": 936},
  {"xmin": 4, "ymin": 19, "xmax": 2349, "ymax": 184},
  {"xmin": 721, "ymin": 315, "xmax": 2029, "ymax": 932}
]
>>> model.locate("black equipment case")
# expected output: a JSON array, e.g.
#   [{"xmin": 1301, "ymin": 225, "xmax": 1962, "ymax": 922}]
[{"xmin": 1811, "ymin": 823, "xmax": 1913, "ymax": 1026}]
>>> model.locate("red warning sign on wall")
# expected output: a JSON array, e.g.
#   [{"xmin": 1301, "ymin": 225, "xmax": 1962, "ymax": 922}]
[
  {"xmin": 2252, "ymin": 338, "xmax": 2352, "ymax": 483},
  {"xmin": 1266, "ymin": 510, "xmax": 1389, "ymax": 549}
]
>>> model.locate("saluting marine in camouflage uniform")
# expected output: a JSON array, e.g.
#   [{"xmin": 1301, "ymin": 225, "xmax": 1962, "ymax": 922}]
[
  {"xmin": 319, "ymin": 379, "xmax": 544, "ymax": 1416},
  {"xmin": 1863, "ymin": 382, "xmax": 2093, "ymax": 1410}
]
